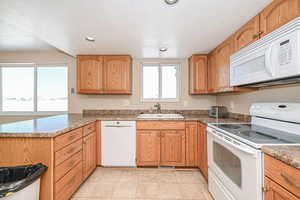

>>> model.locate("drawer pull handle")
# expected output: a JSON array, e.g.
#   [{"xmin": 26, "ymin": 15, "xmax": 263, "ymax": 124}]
[
  {"xmin": 67, "ymin": 147, "xmax": 75, "ymax": 154},
  {"xmin": 281, "ymin": 173, "xmax": 300, "ymax": 189},
  {"xmin": 68, "ymin": 135, "xmax": 76, "ymax": 141}
]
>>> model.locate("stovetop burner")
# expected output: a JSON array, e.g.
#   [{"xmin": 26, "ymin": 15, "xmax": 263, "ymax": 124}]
[{"xmin": 213, "ymin": 123, "xmax": 300, "ymax": 146}]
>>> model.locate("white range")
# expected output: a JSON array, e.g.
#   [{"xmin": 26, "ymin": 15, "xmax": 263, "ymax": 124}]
[{"xmin": 207, "ymin": 103, "xmax": 300, "ymax": 200}]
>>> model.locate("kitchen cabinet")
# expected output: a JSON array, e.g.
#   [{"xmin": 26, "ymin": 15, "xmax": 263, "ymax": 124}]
[
  {"xmin": 207, "ymin": 53, "xmax": 217, "ymax": 93},
  {"xmin": 77, "ymin": 55, "xmax": 104, "ymax": 94},
  {"xmin": 233, "ymin": 15, "xmax": 260, "ymax": 52},
  {"xmin": 136, "ymin": 130, "xmax": 161, "ymax": 166},
  {"xmin": 198, "ymin": 122, "xmax": 208, "ymax": 181},
  {"xmin": 265, "ymin": 177, "xmax": 300, "ymax": 200},
  {"xmin": 103, "ymin": 55, "xmax": 132, "ymax": 94},
  {"xmin": 136, "ymin": 121, "xmax": 186, "ymax": 167},
  {"xmin": 160, "ymin": 130, "xmax": 186, "ymax": 166},
  {"xmin": 77, "ymin": 55, "xmax": 132, "ymax": 94},
  {"xmin": 189, "ymin": 55, "xmax": 208, "ymax": 94},
  {"xmin": 215, "ymin": 38, "xmax": 233, "ymax": 92},
  {"xmin": 83, "ymin": 131, "xmax": 96, "ymax": 179},
  {"xmin": 264, "ymin": 154, "xmax": 300, "ymax": 200},
  {"xmin": 208, "ymin": 37, "xmax": 255, "ymax": 94},
  {"xmin": 0, "ymin": 122, "xmax": 98, "ymax": 200},
  {"xmin": 260, "ymin": 0, "xmax": 300, "ymax": 37},
  {"xmin": 185, "ymin": 122, "xmax": 198, "ymax": 167}
]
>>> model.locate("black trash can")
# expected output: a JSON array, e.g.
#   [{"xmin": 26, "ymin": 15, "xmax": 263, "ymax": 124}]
[{"xmin": 0, "ymin": 163, "xmax": 47, "ymax": 199}]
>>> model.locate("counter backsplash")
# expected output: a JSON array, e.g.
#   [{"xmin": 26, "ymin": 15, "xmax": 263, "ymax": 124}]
[{"xmin": 83, "ymin": 109, "xmax": 250, "ymax": 122}]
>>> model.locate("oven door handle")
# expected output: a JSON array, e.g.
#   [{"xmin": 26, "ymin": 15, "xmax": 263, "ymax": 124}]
[{"xmin": 209, "ymin": 128, "xmax": 257, "ymax": 157}]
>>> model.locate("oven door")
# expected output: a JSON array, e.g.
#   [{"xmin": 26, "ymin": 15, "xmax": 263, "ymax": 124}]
[{"xmin": 207, "ymin": 127, "xmax": 263, "ymax": 200}]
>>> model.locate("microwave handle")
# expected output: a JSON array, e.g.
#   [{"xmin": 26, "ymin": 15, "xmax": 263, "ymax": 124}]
[
  {"xmin": 208, "ymin": 128, "xmax": 257, "ymax": 157},
  {"xmin": 265, "ymin": 43, "xmax": 275, "ymax": 77}
]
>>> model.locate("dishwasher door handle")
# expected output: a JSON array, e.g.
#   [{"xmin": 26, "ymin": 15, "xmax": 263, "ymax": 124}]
[{"xmin": 104, "ymin": 125, "xmax": 133, "ymax": 128}]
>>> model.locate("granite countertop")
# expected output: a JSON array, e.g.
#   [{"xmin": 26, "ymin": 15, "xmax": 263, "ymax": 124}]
[
  {"xmin": 0, "ymin": 113, "xmax": 247, "ymax": 138},
  {"xmin": 262, "ymin": 145, "xmax": 300, "ymax": 170}
]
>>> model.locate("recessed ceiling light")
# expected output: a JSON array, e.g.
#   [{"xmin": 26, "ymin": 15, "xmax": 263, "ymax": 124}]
[
  {"xmin": 159, "ymin": 47, "xmax": 168, "ymax": 52},
  {"xmin": 164, "ymin": 0, "xmax": 179, "ymax": 5},
  {"xmin": 85, "ymin": 36, "xmax": 95, "ymax": 42}
]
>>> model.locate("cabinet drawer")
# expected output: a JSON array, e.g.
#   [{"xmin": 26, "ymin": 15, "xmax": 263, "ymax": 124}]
[
  {"xmin": 55, "ymin": 128, "xmax": 83, "ymax": 151},
  {"xmin": 55, "ymin": 162, "xmax": 83, "ymax": 200},
  {"xmin": 55, "ymin": 139, "xmax": 82, "ymax": 166},
  {"xmin": 137, "ymin": 121, "xmax": 185, "ymax": 130},
  {"xmin": 55, "ymin": 151, "xmax": 82, "ymax": 182},
  {"xmin": 83, "ymin": 122, "xmax": 96, "ymax": 136},
  {"xmin": 265, "ymin": 154, "xmax": 300, "ymax": 198}
]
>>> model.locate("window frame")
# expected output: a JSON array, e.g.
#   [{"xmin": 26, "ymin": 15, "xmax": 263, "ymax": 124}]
[
  {"xmin": 0, "ymin": 63, "xmax": 68, "ymax": 115},
  {"xmin": 140, "ymin": 62, "xmax": 181, "ymax": 102}
]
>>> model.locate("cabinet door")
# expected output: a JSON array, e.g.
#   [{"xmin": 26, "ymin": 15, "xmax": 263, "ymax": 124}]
[
  {"xmin": 103, "ymin": 55, "xmax": 132, "ymax": 94},
  {"xmin": 83, "ymin": 132, "xmax": 96, "ymax": 179},
  {"xmin": 265, "ymin": 177, "xmax": 300, "ymax": 200},
  {"xmin": 198, "ymin": 123, "xmax": 208, "ymax": 181},
  {"xmin": 207, "ymin": 53, "xmax": 217, "ymax": 93},
  {"xmin": 215, "ymin": 38, "xmax": 233, "ymax": 92},
  {"xmin": 160, "ymin": 130, "xmax": 185, "ymax": 166},
  {"xmin": 260, "ymin": 0, "xmax": 300, "ymax": 37},
  {"xmin": 189, "ymin": 55, "xmax": 208, "ymax": 94},
  {"xmin": 233, "ymin": 15, "xmax": 260, "ymax": 52},
  {"xmin": 77, "ymin": 55, "xmax": 104, "ymax": 94},
  {"xmin": 136, "ymin": 131, "xmax": 160, "ymax": 166},
  {"xmin": 185, "ymin": 122, "xmax": 198, "ymax": 167}
]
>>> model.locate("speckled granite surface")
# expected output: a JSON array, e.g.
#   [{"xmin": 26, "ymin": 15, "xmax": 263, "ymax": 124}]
[
  {"xmin": 0, "ymin": 114, "xmax": 96, "ymax": 138},
  {"xmin": 0, "ymin": 113, "xmax": 248, "ymax": 138},
  {"xmin": 262, "ymin": 145, "xmax": 300, "ymax": 170}
]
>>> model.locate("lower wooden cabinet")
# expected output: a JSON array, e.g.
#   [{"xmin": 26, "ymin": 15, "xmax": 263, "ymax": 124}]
[
  {"xmin": 198, "ymin": 122, "xmax": 208, "ymax": 181},
  {"xmin": 136, "ymin": 121, "xmax": 186, "ymax": 167},
  {"xmin": 265, "ymin": 177, "xmax": 300, "ymax": 200},
  {"xmin": 264, "ymin": 154, "xmax": 300, "ymax": 200},
  {"xmin": 136, "ymin": 130, "xmax": 161, "ymax": 166},
  {"xmin": 185, "ymin": 122, "xmax": 198, "ymax": 167},
  {"xmin": 83, "ymin": 131, "xmax": 97, "ymax": 179},
  {"xmin": 160, "ymin": 130, "xmax": 186, "ymax": 166}
]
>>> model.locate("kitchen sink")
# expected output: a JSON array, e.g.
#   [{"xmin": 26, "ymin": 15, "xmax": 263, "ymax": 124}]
[{"xmin": 137, "ymin": 113, "xmax": 184, "ymax": 119}]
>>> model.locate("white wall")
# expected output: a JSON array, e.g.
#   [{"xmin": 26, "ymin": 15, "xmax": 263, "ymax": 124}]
[
  {"xmin": 0, "ymin": 51, "xmax": 217, "ymax": 113},
  {"xmin": 217, "ymin": 84, "xmax": 300, "ymax": 114}
]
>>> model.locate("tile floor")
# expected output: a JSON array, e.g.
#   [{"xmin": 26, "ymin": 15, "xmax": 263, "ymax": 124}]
[{"xmin": 72, "ymin": 167, "xmax": 213, "ymax": 200}]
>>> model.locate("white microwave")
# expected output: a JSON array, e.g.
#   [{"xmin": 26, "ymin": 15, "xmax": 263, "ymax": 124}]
[{"xmin": 230, "ymin": 17, "xmax": 300, "ymax": 87}]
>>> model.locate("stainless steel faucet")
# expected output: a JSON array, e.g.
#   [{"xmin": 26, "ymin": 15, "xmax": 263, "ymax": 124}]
[{"xmin": 154, "ymin": 103, "xmax": 161, "ymax": 113}]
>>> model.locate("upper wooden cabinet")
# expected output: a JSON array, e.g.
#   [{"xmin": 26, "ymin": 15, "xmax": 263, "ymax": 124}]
[
  {"xmin": 77, "ymin": 55, "xmax": 132, "ymax": 94},
  {"xmin": 189, "ymin": 55, "xmax": 208, "ymax": 94},
  {"xmin": 260, "ymin": 0, "xmax": 300, "ymax": 37},
  {"xmin": 77, "ymin": 55, "xmax": 104, "ymax": 94},
  {"xmin": 103, "ymin": 56, "xmax": 132, "ymax": 94},
  {"xmin": 214, "ymin": 38, "xmax": 233, "ymax": 92},
  {"xmin": 233, "ymin": 15, "xmax": 260, "ymax": 52},
  {"xmin": 207, "ymin": 53, "xmax": 217, "ymax": 93}
]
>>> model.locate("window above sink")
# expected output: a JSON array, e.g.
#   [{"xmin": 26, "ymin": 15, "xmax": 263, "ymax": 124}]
[{"xmin": 141, "ymin": 63, "xmax": 180, "ymax": 102}]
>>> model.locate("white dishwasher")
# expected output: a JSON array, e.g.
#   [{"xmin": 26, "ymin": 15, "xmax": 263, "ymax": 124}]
[{"xmin": 101, "ymin": 121, "xmax": 136, "ymax": 167}]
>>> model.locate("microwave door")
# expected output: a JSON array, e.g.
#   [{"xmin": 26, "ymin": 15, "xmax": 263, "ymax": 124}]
[{"xmin": 230, "ymin": 46, "xmax": 274, "ymax": 86}]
